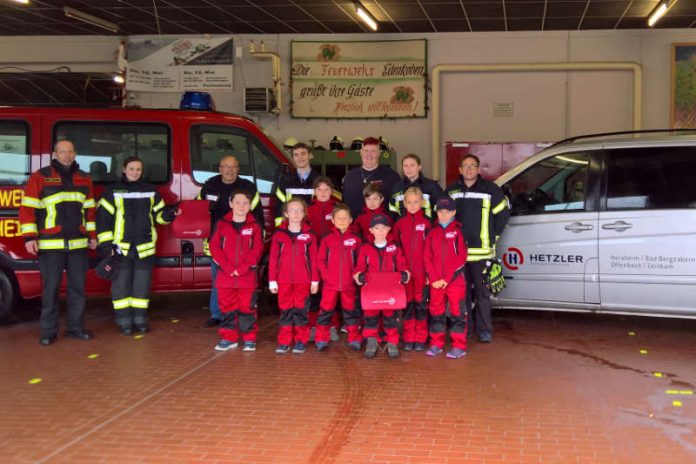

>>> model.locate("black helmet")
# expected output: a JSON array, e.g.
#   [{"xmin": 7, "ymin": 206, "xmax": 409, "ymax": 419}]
[
  {"xmin": 350, "ymin": 136, "xmax": 364, "ymax": 151},
  {"xmin": 329, "ymin": 135, "xmax": 344, "ymax": 151},
  {"xmin": 378, "ymin": 136, "xmax": 389, "ymax": 151},
  {"xmin": 95, "ymin": 254, "xmax": 122, "ymax": 281}
]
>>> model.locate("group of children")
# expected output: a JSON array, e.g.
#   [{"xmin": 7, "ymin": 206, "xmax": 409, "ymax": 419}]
[{"xmin": 208, "ymin": 176, "xmax": 470, "ymax": 360}]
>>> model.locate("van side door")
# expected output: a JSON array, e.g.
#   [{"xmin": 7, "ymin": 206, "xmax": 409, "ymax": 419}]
[
  {"xmin": 497, "ymin": 151, "xmax": 600, "ymax": 308},
  {"xmin": 599, "ymin": 146, "xmax": 696, "ymax": 316}
]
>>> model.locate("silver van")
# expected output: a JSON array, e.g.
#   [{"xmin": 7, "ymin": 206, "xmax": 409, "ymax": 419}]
[{"xmin": 493, "ymin": 130, "xmax": 696, "ymax": 318}]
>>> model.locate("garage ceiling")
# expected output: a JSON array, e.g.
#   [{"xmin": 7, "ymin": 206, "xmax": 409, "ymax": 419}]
[{"xmin": 0, "ymin": 0, "xmax": 694, "ymax": 35}]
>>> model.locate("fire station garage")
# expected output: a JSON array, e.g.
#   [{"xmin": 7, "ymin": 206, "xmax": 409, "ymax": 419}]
[{"xmin": 1, "ymin": 1, "xmax": 696, "ymax": 463}]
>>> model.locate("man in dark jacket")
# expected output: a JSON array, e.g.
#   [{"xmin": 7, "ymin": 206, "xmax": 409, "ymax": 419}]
[
  {"xmin": 198, "ymin": 155, "xmax": 263, "ymax": 327},
  {"xmin": 446, "ymin": 155, "xmax": 510, "ymax": 343}
]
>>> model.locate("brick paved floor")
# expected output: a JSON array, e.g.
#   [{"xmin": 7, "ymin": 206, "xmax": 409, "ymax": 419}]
[{"xmin": 1, "ymin": 293, "xmax": 695, "ymax": 464}]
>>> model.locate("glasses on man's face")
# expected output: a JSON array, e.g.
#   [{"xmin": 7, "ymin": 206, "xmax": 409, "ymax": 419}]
[{"xmin": 461, "ymin": 164, "xmax": 479, "ymax": 169}]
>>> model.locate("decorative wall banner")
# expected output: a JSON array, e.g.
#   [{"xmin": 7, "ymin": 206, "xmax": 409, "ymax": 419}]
[
  {"xmin": 291, "ymin": 40, "xmax": 427, "ymax": 119},
  {"xmin": 126, "ymin": 36, "xmax": 234, "ymax": 93},
  {"xmin": 672, "ymin": 43, "xmax": 696, "ymax": 128}
]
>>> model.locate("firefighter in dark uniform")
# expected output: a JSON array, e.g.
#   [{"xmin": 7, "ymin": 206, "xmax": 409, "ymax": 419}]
[
  {"xmin": 445, "ymin": 154, "xmax": 510, "ymax": 343},
  {"xmin": 271, "ymin": 142, "xmax": 341, "ymax": 227},
  {"xmin": 19, "ymin": 140, "xmax": 97, "ymax": 346},
  {"xmin": 97, "ymin": 156, "xmax": 179, "ymax": 335},
  {"xmin": 388, "ymin": 153, "xmax": 442, "ymax": 220},
  {"xmin": 198, "ymin": 155, "xmax": 264, "ymax": 327}
]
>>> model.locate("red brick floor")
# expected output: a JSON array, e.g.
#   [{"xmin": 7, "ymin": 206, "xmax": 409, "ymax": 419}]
[{"xmin": 1, "ymin": 293, "xmax": 695, "ymax": 464}]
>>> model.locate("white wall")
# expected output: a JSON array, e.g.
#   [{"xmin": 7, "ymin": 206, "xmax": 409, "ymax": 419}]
[{"xmin": 1, "ymin": 29, "xmax": 695, "ymax": 180}]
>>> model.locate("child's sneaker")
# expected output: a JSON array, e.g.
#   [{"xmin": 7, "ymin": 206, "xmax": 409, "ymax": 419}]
[
  {"xmin": 386, "ymin": 343, "xmax": 399, "ymax": 359},
  {"xmin": 275, "ymin": 344, "xmax": 290, "ymax": 354},
  {"xmin": 308, "ymin": 327, "xmax": 316, "ymax": 342},
  {"xmin": 414, "ymin": 342, "xmax": 427, "ymax": 352},
  {"xmin": 292, "ymin": 342, "xmax": 306, "ymax": 354},
  {"xmin": 340, "ymin": 325, "xmax": 348, "ymax": 334},
  {"xmin": 402, "ymin": 342, "xmax": 415, "ymax": 351},
  {"xmin": 316, "ymin": 341, "xmax": 329, "ymax": 352},
  {"xmin": 364, "ymin": 337, "xmax": 378, "ymax": 359},
  {"xmin": 242, "ymin": 341, "xmax": 256, "ymax": 352},
  {"xmin": 347, "ymin": 341, "xmax": 362, "ymax": 351},
  {"xmin": 446, "ymin": 347, "xmax": 467, "ymax": 359},
  {"xmin": 214, "ymin": 340, "xmax": 238, "ymax": 352},
  {"xmin": 330, "ymin": 326, "xmax": 340, "ymax": 342},
  {"xmin": 426, "ymin": 345, "xmax": 443, "ymax": 357}
]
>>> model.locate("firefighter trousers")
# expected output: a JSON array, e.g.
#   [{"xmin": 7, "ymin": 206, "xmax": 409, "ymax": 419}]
[
  {"xmin": 111, "ymin": 253, "xmax": 155, "ymax": 329},
  {"xmin": 277, "ymin": 283, "xmax": 310, "ymax": 345},
  {"xmin": 38, "ymin": 249, "xmax": 88, "ymax": 337},
  {"xmin": 429, "ymin": 278, "xmax": 467, "ymax": 350},
  {"xmin": 465, "ymin": 261, "xmax": 493, "ymax": 335}
]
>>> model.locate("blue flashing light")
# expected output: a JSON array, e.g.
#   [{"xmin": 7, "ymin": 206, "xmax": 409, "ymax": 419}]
[{"xmin": 180, "ymin": 91, "xmax": 213, "ymax": 110}]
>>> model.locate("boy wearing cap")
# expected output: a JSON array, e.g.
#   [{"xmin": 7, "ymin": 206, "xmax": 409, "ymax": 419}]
[
  {"xmin": 353, "ymin": 213, "xmax": 409, "ymax": 359},
  {"xmin": 423, "ymin": 196, "xmax": 469, "ymax": 359}
]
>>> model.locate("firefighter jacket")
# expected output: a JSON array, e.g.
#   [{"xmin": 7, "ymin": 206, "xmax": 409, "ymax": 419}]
[
  {"xmin": 317, "ymin": 228, "xmax": 361, "ymax": 291},
  {"xmin": 388, "ymin": 174, "xmax": 443, "ymax": 219},
  {"xmin": 268, "ymin": 223, "xmax": 319, "ymax": 286},
  {"xmin": 19, "ymin": 159, "xmax": 96, "ymax": 251},
  {"xmin": 96, "ymin": 176, "xmax": 175, "ymax": 259},
  {"xmin": 209, "ymin": 212, "xmax": 263, "ymax": 289},
  {"xmin": 424, "ymin": 221, "xmax": 468, "ymax": 284},
  {"xmin": 354, "ymin": 241, "xmax": 408, "ymax": 275},
  {"xmin": 392, "ymin": 209, "xmax": 432, "ymax": 280},
  {"xmin": 352, "ymin": 205, "xmax": 394, "ymax": 244},
  {"xmin": 197, "ymin": 174, "xmax": 263, "ymax": 255},
  {"xmin": 445, "ymin": 175, "xmax": 510, "ymax": 262},
  {"xmin": 306, "ymin": 197, "xmax": 337, "ymax": 239}
]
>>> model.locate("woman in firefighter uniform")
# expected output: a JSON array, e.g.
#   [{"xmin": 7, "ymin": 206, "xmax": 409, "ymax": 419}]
[{"xmin": 97, "ymin": 156, "xmax": 178, "ymax": 335}]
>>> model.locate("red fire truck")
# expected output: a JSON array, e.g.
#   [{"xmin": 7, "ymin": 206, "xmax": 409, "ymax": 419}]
[{"xmin": 0, "ymin": 104, "xmax": 290, "ymax": 318}]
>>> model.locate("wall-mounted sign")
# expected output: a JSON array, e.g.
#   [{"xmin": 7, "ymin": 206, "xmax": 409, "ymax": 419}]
[
  {"xmin": 291, "ymin": 40, "xmax": 427, "ymax": 119},
  {"xmin": 493, "ymin": 102, "xmax": 514, "ymax": 118},
  {"xmin": 126, "ymin": 36, "xmax": 234, "ymax": 93}
]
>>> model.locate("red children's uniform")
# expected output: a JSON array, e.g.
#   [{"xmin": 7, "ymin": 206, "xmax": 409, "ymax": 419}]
[
  {"xmin": 209, "ymin": 212, "xmax": 264, "ymax": 343},
  {"xmin": 316, "ymin": 228, "xmax": 361, "ymax": 343},
  {"xmin": 393, "ymin": 209, "xmax": 432, "ymax": 345},
  {"xmin": 307, "ymin": 197, "xmax": 337, "ymax": 239},
  {"xmin": 268, "ymin": 223, "xmax": 319, "ymax": 346},
  {"xmin": 352, "ymin": 205, "xmax": 393, "ymax": 243},
  {"xmin": 354, "ymin": 241, "xmax": 408, "ymax": 345},
  {"xmin": 424, "ymin": 221, "xmax": 468, "ymax": 350}
]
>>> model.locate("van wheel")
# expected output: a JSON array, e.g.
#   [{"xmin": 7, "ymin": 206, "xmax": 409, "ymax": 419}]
[{"xmin": 0, "ymin": 270, "xmax": 17, "ymax": 320}]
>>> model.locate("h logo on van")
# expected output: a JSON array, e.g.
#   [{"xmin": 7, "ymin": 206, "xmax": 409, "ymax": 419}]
[{"xmin": 503, "ymin": 247, "xmax": 524, "ymax": 271}]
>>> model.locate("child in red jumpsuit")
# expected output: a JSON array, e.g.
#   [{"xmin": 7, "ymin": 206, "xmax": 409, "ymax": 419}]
[
  {"xmin": 268, "ymin": 198, "xmax": 319, "ymax": 354},
  {"xmin": 392, "ymin": 187, "xmax": 432, "ymax": 352},
  {"xmin": 316, "ymin": 203, "xmax": 362, "ymax": 351},
  {"xmin": 209, "ymin": 191, "xmax": 264, "ymax": 352},
  {"xmin": 353, "ymin": 213, "xmax": 410, "ymax": 359},
  {"xmin": 424, "ymin": 196, "xmax": 468, "ymax": 359}
]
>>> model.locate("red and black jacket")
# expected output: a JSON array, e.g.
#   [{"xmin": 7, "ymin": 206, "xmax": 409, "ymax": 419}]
[
  {"xmin": 306, "ymin": 197, "xmax": 337, "ymax": 239},
  {"xmin": 268, "ymin": 222, "xmax": 319, "ymax": 285},
  {"xmin": 209, "ymin": 212, "xmax": 264, "ymax": 289},
  {"xmin": 352, "ymin": 205, "xmax": 394, "ymax": 243},
  {"xmin": 19, "ymin": 159, "xmax": 96, "ymax": 251},
  {"xmin": 317, "ymin": 228, "xmax": 361, "ymax": 291},
  {"xmin": 354, "ymin": 241, "xmax": 408, "ymax": 275},
  {"xmin": 392, "ymin": 209, "xmax": 432, "ymax": 279},
  {"xmin": 424, "ymin": 221, "xmax": 468, "ymax": 284}
]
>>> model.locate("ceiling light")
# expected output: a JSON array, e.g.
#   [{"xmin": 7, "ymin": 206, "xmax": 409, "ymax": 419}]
[
  {"xmin": 355, "ymin": 1, "xmax": 378, "ymax": 31},
  {"xmin": 648, "ymin": 0, "xmax": 678, "ymax": 27},
  {"xmin": 113, "ymin": 74, "xmax": 125, "ymax": 85},
  {"xmin": 63, "ymin": 6, "xmax": 118, "ymax": 33},
  {"xmin": 8, "ymin": 0, "xmax": 31, "ymax": 5}
]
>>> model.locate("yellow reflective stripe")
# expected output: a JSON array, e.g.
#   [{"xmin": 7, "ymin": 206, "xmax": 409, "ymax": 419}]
[
  {"xmin": 251, "ymin": 192, "xmax": 261, "ymax": 210},
  {"xmin": 114, "ymin": 195, "xmax": 126, "ymax": 243},
  {"xmin": 21, "ymin": 223, "xmax": 38, "ymax": 234},
  {"xmin": 68, "ymin": 238, "xmax": 88, "ymax": 249},
  {"xmin": 85, "ymin": 221, "xmax": 96, "ymax": 231},
  {"xmin": 333, "ymin": 191, "xmax": 343, "ymax": 201},
  {"xmin": 98, "ymin": 198, "xmax": 115, "ymax": 215},
  {"xmin": 388, "ymin": 202, "xmax": 400, "ymax": 214},
  {"xmin": 113, "ymin": 298, "xmax": 131, "ymax": 310},
  {"xmin": 139, "ymin": 248, "xmax": 156, "ymax": 258},
  {"xmin": 137, "ymin": 242, "xmax": 155, "ymax": 252},
  {"xmin": 21, "ymin": 196, "xmax": 43, "ymax": 208},
  {"xmin": 480, "ymin": 197, "xmax": 490, "ymax": 250},
  {"xmin": 117, "ymin": 242, "xmax": 131, "ymax": 252},
  {"xmin": 424, "ymin": 198, "xmax": 432, "ymax": 217},
  {"xmin": 274, "ymin": 217, "xmax": 284, "ymax": 227},
  {"xmin": 275, "ymin": 188, "xmax": 286, "ymax": 203},
  {"xmin": 42, "ymin": 191, "xmax": 87, "ymax": 205},
  {"xmin": 152, "ymin": 199, "xmax": 165, "ymax": 212},
  {"xmin": 467, "ymin": 252, "xmax": 495, "ymax": 262},
  {"xmin": 155, "ymin": 211, "xmax": 169, "ymax": 225},
  {"xmin": 83, "ymin": 198, "xmax": 96, "ymax": 209},
  {"xmin": 203, "ymin": 238, "xmax": 210, "ymax": 256},
  {"xmin": 130, "ymin": 298, "xmax": 149, "ymax": 309},
  {"xmin": 492, "ymin": 199, "xmax": 507, "ymax": 215},
  {"xmin": 37, "ymin": 238, "xmax": 87, "ymax": 250},
  {"xmin": 98, "ymin": 231, "xmax": 114, "ymax": 243}
]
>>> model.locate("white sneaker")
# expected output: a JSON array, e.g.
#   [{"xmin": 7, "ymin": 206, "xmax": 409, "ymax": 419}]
[{"xmin": 214, "ymin": 340, "xmax": 238, "ymax": 351}]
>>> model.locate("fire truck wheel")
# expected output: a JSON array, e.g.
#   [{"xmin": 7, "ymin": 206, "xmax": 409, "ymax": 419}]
[{"xmin": 0, "ymin": 270, "xmax": 17, "ymax": 320}]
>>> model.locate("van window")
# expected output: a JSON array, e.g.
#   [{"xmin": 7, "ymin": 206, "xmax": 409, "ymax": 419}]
[
  {"xmin": 54, "ymin": 122, "xmax": 170, "ymax": 184},
  {"xmin": 251, "ymin": 140, "xmax": 280, "ymax": 194},
  {"xmin": 606, "ymin": 147, "xmax": 696, "ymax": 210},
  {"xmin": 190, "ymin": 126, "xmax": 253, "ymax": 185},
  {"xmin": 504, "ymin": 152, "xmax": 590, "ymax": 215},
  {"xmin": 0, "ymin": 120, "xmax": 30, "ymax": 185}
]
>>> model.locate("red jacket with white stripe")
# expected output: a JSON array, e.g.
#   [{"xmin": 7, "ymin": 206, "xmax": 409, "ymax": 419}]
[
  {"xmin": 317, "ymin": 228, "xmax": 361, "ymax": 291},
  {"xmin": 424, "ymin": 221, "xmax": 468, "ymax": 284},
  {"xmin": 209, "ymin": 212, "xmax": 263, "ymax": 289},
  {"xmin": 268, "ymin": 222, "xmax": 319, "ymax": 286},
  {"xmin": 354, "ymin": 241, "xmax": 408, "ymax": 275},
  {"xmin": 392, "ymin": 209, "xmax": 432, "ymax": 280},
  {"xmin": 351, "ymin": 205, "xmax": 394, "ymax": 243},
  {"xmin": 306, "ymin": 197, "xmax": 337, "ymax": 239}
]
